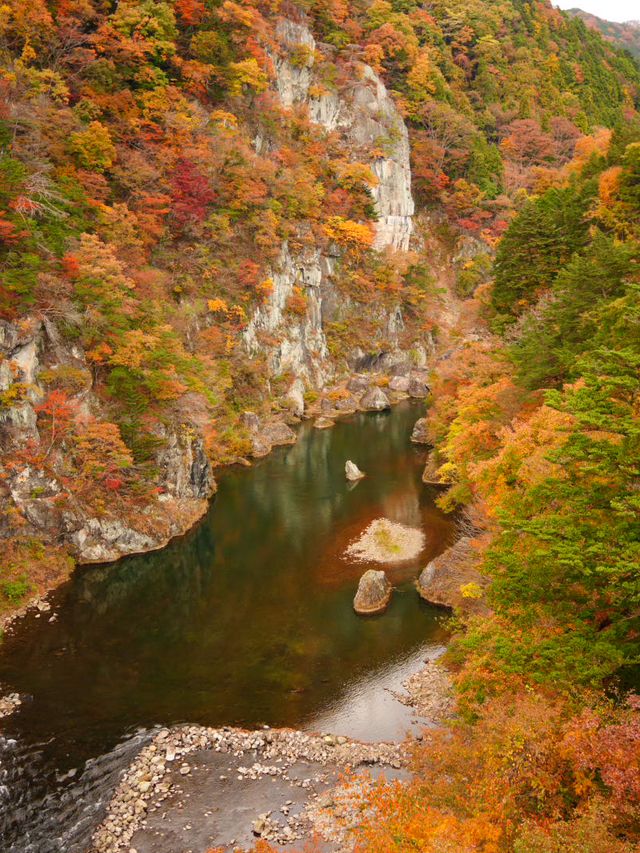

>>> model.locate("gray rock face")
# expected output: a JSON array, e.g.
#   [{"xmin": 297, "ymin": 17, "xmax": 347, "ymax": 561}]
[
  {"xmin": 388, "ymin": 375, "xmax": 410, "ymax": 393},
  {"xmin": 408, "ymin": 377, "xmax": 429, "ymax": 398},
  {"xmin": 353, "ymin": 570, "xmax": 392, "ymax": 615},
  {"xmin": 345, "ymin": 460, "xmax": 365, "ymax": 481},
  {"xmin": 243, "ymin": 241, "xmax": 334, "ymax": 386},
  {"xmin": 374, "ymin": 350, "xmax": 412, "ymax": 376},
  {"xmin": 0, "ymin": 315, "xmax": 217, "ymax": 566},
  {"xmin": 158, "ymin": 429, "xmax": 216, "ymax": 500},
  {"xmin": 245, "ymin": 18, "xmax": 416, "ymax": 385},
  {"xmin": 285, "ymin": 378, "xmax": 306, "ymax": 417},
  {"xmin": 346, "ymin": 375, "xmax": 370, "ymax": 394},
  {"xmin": 359, "ymin": 386, "xmax": 391, "ymax": 412},
  {"xmin": 411, "ymin": 418, "xmax": 429, "ymax": 444},
  {"xmin": 261, "ymin": 421, "xmax": 297, "ymax": 447}
]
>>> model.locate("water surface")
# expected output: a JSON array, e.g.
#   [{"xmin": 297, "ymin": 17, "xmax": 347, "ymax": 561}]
[{"xmin": 0, "ymin": 401, "xmax": 454, "ymax": 850}]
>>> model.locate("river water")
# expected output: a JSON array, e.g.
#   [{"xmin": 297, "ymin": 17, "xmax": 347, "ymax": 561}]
[{"xmin": 0, "ymin": 401, "xmax": 454, "ymax": 851}]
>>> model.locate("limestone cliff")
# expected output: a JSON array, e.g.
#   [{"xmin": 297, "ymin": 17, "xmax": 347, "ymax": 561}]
[{"xmin": 245, "ymin": 17, "xmax": 416, "ymax": 386}]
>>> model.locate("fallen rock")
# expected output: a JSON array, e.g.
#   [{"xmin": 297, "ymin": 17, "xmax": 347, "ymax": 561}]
[
  {"xmin": 251, "ymin": 435, "xmax": 272, "ymax": 458},
  {"xmin": 388, "ymin": 375, "xmax": 410, "ymax": 393},
  {"xmin": 334, "ymin": 395, "xmax": 357, "ymax": 412},
  {"xmin": 353, "ymin": 569, "xmax": 392, "ymax": 615},
  {"xmin": 261, "ymin": 421, "xmax": 297, "ymax": 446},
  {"xmin": 359, "ymin": 386, "xmax": 391, "ymax": 412},
  {"xmin": 345, "ymin": 460, "xmax": 365, "ymax": 481},
  {"xmin": 410, "ymin": 418, "xmax": 429, "ymax": 444},
  {"xmin": 408, "ymin": 377, "xmax": 429, "ymax": 398},
  {"xmin": 417, "ymin": 537, "xmax": 489, "ymax": 615},
  {"xmin": 313, "ymin": 417, "xmax": 335, "ymax": 430}
]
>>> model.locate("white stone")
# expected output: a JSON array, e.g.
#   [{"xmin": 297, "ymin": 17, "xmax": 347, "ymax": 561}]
[{"xmin": 345, "ymin": 460, "xmax": 365, "ymax": 481}]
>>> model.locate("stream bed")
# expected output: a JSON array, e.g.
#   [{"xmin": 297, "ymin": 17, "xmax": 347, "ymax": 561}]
[{"xmin": 0, "ymin": 401, "xmax": 454, "ymax": 851}]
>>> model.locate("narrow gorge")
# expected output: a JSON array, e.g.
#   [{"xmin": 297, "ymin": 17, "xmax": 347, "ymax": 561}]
[{"xmin": 1, "ymin": 0, "xmax": 639, "ymax": 850}]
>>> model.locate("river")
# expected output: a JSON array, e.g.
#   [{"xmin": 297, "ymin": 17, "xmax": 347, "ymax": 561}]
[{"xmin": 0, "ymin": 401, "xmax": 454, "ymax": 851}]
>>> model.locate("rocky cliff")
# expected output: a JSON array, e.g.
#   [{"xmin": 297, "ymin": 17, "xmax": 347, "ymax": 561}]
[
  {"xmin": 0, "ymin": 15, "xmax": 424, "ymax": 579},
  {"xmin": 245, "ymin": 17, "xmax": 416, "ymax": 386},
  {"xmin": 0, "ymin": 317, "xmax": 216, "ymax": 565}
]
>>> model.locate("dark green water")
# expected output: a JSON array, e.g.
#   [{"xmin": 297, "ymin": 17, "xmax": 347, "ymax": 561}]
[{"xmin": 0, "ymin": 401, "xmax": 454, "ymax": 851}]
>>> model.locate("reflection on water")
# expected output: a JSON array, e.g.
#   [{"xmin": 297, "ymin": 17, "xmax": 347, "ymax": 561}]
[{"xmin": 0, "ymin": 401, "xmax": 454, "ymax": 851}]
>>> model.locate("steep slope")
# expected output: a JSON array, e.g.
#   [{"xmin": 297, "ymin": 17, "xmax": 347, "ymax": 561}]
[
  {"xmin": 567, "ymin": 8, "xmax": 640, "ymax": 59},
  {"xmin": 0, "ymin": 0, "xmax": 638, "ymax": 615}
]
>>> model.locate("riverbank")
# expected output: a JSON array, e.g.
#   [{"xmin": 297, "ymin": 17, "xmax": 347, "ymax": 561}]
[
  {"xmin": 90, "ymin": 658, "xmax": 453, "ymax": 853},
  {"xmin": 0, "ymin": 364, "xmax": 431, "ymax": 636},
  {"xmin": 0, "ymin": 399, "xmax": 457, "ymax": 852}
]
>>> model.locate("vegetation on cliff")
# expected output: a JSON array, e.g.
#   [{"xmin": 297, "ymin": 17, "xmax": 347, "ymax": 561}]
[
  {"xmin": 1, "ymin": 0, "xmax": 640, "ymax": 846},
  {"xmin": 350, "ymin": 113, "xmax": 640, "ymax": 853}
]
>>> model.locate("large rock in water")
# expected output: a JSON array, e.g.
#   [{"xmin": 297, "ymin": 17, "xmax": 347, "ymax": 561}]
[
  {"xmin": 345, "ymin": 460, "xmax": 365, "ymax": 481},
  {"xmin": 411, "ymin": 417, "xmax": 429, "ymax": 444},
  {"xmin": 354, "ymin": 570, "xmax": 392, "ymax": 615},
  {"xmin": 359, "ymin": 386, "xmax": 391, "ymax": 412}
]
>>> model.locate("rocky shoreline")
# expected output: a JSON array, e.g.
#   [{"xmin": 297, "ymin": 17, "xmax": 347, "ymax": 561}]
[
  {"xmin": 0, "ymin": 361, "xmax": 430, "ymax": 634},
  {"xmin": 90, "ymin": 656, "xmax": 453, "ymax": 853}
]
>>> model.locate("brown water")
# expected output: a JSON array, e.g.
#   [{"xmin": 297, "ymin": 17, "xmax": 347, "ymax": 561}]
[{"xmin": 0, "ymin": 401, "xmax": 454, "ymax": 851}]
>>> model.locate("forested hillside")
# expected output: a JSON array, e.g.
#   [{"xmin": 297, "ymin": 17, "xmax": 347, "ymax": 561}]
[
  {"xmin": 567, "ymin": 8, "xmax": 640, "ymax": 59},
  {"xmin": 352, "ymin": 90, "xmax": 640, "ymax": 853},
  {"xmin": 1, "ymin": 0, "xmax": 638, "ymax": 615},
  {"xmin": 1, "ymin": 0, "xmax": 640, "ymax": 850}
]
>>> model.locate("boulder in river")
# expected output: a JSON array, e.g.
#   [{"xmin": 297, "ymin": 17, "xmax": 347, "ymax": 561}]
[
  {"xmin": 411, "ymin": 417, "xmax": 429, "ymax": 444},
  {"xmin": 353, "ymin": 570, "xmax": 392, "ymax": 615},
  {"xmin": 359, "ymin": 386, "xmax": 391, "ymax": 412},
  {"xmin": 314, "ymin": 416, "xmax": 335, "ymax": 430},
  {"xmin": 345, "ymin": 460, "xmax": 365, "ymax": 481}
]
